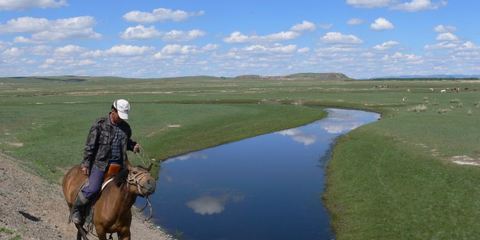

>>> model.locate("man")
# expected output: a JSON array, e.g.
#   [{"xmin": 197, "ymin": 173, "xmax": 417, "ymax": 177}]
[{"xmin": 71, "ymin": 99, "xmax": 140, "ymax": 224}]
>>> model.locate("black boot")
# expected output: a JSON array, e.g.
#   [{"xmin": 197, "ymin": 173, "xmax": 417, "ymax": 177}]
[{"xmin": 71, "ymin": 191, "xmax": 89, "ymax": 225}]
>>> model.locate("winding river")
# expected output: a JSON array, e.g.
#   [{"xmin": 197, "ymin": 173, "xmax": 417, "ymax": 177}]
[{"xmin": 138, "ymin": 108, "xmax": 380, "ymax": 240}]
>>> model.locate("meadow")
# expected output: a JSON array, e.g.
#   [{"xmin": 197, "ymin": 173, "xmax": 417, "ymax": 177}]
[{"xmin": 1, "ymin": 75, "xmax": 480, "ymax": 239}]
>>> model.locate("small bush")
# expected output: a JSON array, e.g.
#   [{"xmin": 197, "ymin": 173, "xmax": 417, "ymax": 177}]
[
  {"xmin": 409, "ymin": 104, "xmax": 428, "ymax": 112},
  {"xmin": 438, "ymin": 108, "xmax": 451, "ymax": 114}
]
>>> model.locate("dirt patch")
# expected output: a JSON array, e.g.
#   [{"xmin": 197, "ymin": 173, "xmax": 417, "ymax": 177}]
[
  {"xmin": 0, "ymin": 152, "xmax": 174, "ymax": 240},
  {"xmin": 450, "ymin": 155, "xmax": 480, "ymax": 166}
]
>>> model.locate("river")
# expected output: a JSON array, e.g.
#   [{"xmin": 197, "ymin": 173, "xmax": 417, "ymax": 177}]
[{"xmin": 138, "ymin": 108, "xmax": 380, "ymax": 240}]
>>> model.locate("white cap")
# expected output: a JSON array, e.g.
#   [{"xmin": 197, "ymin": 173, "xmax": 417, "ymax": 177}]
[{"xmin": 113, "ymin": 99, "xmax": 130, "ymax": 120}]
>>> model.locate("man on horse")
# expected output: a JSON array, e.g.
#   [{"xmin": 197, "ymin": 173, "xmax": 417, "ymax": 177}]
[{"xmin": 71, "ymin": 99, "xmax": 141, "ymax": 224}]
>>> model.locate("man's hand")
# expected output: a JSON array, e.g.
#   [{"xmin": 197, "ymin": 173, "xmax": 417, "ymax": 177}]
[
  {"xmin": 81, "ymin": 166, "xmax": 89, "ymax": 176},
  {"xmin": 133, "ymin": 143, "xmax": 141, "ymax": 153}
]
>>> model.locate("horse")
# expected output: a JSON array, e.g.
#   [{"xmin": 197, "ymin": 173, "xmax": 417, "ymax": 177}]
[{"xmin": 62, "ymin": 164, "xmax": 156, "ymax": 240}]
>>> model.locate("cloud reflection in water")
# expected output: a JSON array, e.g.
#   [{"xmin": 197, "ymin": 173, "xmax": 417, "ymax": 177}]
[
  {"xmin": 186, "ymin": 192, "xmax": 245, "ymax": 216},
  {"xmin": 278, "ymin": 129, "xmax": 316, "ymax": 146}
]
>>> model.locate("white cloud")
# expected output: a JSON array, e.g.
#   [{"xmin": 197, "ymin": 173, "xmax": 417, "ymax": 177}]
[
  {"xmin": 346, "ymin": 0, "xmax": 391, "ymax": 8},
  {"xmin": 0, "ymin": 16, "xmax": 100, "ymax": 42},
  {"xmin": 163, "ymin": 29, "xmax": 206, "ymax": 42},
  {"xmin": 346, "ymin": 0, "xmax": 447, "ymax": 11},
  {"xmin": 318, "ymin": 23, "xmax": 333, "ymax": 30},
  {"xmin": 54, "ymin": 44, "xmax": 84, "ymax": 56},
  {"xmin": 434, "ymin": 24, "xmax": 456, "ymax": 33},
  {"xmin": 347, "ymin": 18, "xmax": 364, "ymax": 25},
  {"xmin": 321, "ymin": 32, "xmax": 363, "ymax": 44},
  {"xmin": 2, "ymin": 47, "xmax": 23, "ymax": 57},
  {"xmin": 224, "ymin": 31, "xmax": 299, "ymax": 43},
  {"xmin": 0, "ymin": 0, "xmax": 66, "ymax": 10},
  {"xmin": 121, "ymin": 25, "xmax": 206, "ymax": 41},
  {"xmin": 436, "ymin": 32, "xmax": 458, "ymax": 41},
  {"xmin": 373, "ymin": 41, "xmax": 399, "ymax": 50},
  {"xmin": 393, "ymin": 0, "xmax": 447, "ymax": 12},
  {"xmin": 298, "ymin": 47, "xmax": 310, "ymax": 53},
  {"xmin": 243, "ymin": 44, "xmax": 297, "ymax": 54},
  {"xmin": 121, "ymin": 25, "xmax": 161, "ymax": 40},
  {"xmin": 154, "ymin": 44, "xmax": 216, "ymax": 59},
  {"xmin": 105, "ymin": 45, "xmax": 152, "ymax": 56},
  {"xmin": 224, "ymin": 21, "xmax": 317, "ymax": 44},
  {"xmin": 123, "ymin": 8, "xmax": 204, "ymax": 23},
  {"xmin": 290, "ymin": 20, "xmax": 316, "ymax": 32},
  {"xmin": 382, "ymin": 51, "xmax": 422, "ymax": 63},
  {"xmin": 371, "ymin": 18, "xmax": 394, "ymax": 31}
]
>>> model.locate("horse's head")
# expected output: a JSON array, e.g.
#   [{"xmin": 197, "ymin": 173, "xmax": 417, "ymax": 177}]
[{"xmin": 126, "ymin": 164, "xmax": 156, "ymax": 197}]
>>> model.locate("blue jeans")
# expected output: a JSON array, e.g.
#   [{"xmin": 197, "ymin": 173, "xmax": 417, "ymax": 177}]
[{"xmin": 81, "ymin": 165, "xmax": 105, "ymax": 200}]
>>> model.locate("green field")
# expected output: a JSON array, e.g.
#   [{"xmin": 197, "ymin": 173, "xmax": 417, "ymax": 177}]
[{"xmin": 1, "ymin": 76, "xmax": 480, "ymax": 239}]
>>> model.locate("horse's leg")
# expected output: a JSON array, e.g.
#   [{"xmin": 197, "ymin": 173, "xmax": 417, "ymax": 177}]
[
  {"xmin": 95, "ymin": 226, "xmax": 108, "ymax": 240},
  {"xmin": 118, "ymin": 229, "xmax": 131, "ymax": 240}
]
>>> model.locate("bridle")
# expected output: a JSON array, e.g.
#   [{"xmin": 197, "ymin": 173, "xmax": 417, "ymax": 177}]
[
  {"xmin": 126, "ymin": 168, "xmax": 154, "ymax": 220},
  {"xmin": 126, "ymin": 169, "xmax": 150, "ymax": 196}
]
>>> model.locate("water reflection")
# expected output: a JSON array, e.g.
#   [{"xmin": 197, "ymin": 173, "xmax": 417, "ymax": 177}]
[
  {"xmin": 166, "ymin": 152, "xmax": 208, "ymax": 164},
  {"xmin": 145, "ymin": 108, "xmax": 380, "ymax": 240},
  {"xmin": 186, "ymin": 192, "xmax": 245, "ymax": 215},
  {"xmin": 278, "ymin": 129, "xmax": 317, "ymax": 146}
]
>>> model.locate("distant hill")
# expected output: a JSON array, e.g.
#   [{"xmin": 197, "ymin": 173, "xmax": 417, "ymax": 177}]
[
  {"xmin": 233, "ymin": 73, "xmax": 351, "ymax": 81},
  {"xmin": 284, "ymin": 73, "xmax": 351, "ymax": 80},
  {"xmin": 370, "ymin": 74, "xmax": 480, "ymax": 80}
]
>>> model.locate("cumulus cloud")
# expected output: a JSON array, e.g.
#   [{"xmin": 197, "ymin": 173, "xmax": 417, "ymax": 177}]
[
  {"xmin": 224, "ymin": 21, "xmax": 317, "ymax": 44},
  {"xmin": 373, "ymin": 41, "xmax": 399, "ymax": 50},
  {"xmin": 105, "ymin": 45, "xmax": 153, "ymax": 56},
  {"xmin": 0, "ymin": 0, "xmax": 66, "ymax": 10},
  {"xmin": 0, "ymin": 16, "xmax": 100, "ymax": 42},
  {"xmin": 382, "ymin": 51, "xmax": 423, "ymax": 63},
  {"xmin": 54, "ymin": 44, "xmax": 84, "ymax": 56},
  {"xmin": 154, "ymin": 43, "xmax": 217, "ymax": 59},
  {"xmin": 243, "ymin": 44, "xmax": 297, "ymax": 54},
  {"xmin": 393, "ymin": 0, "xmax": 447, "ymax": 12},
  {"xmin": 436, "ymin": 32, "xmax": 458, "ymax": 42},
  {"xmin": 346, "ymin": 0, "xmax": 447, "ymax": 11},
  {"xmin": 346, "ymin": 0, "xmax": 391, "ymax": 8},
  {"xmin": 290, "ymin": 20, "xmax": 316, "ymax": 32},
  {"xmin": 223, "ymin": 31, "xmax": 299, "ymax": 43},
  {"xmin": 2, "ymin": 47, "xmax": 23, "ymax": 57},
  {"xmin": 123, "ymin": 8, "xmax": 204, "ymax": 23},
  {"xmin": 434, "ymin": 24, "xmax": 456, "ymax": 33},
  {"xmin": 370, "ymin": 17, "xmax": 394, "ymax": 31},
  {"xmin": 121, "ymin": 25, "xmax": 206, "ymax": 41},
  {"xmin": 347, "ymin": 18, "xmax": 364, "ymax": 25},
  {"xmin": 321, "ymin": 32, "xmax": 363, "ymax": 44}
]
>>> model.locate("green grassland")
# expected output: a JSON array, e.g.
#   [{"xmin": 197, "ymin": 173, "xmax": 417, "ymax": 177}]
[{"xmin": 1, "ymin": 76, "xmax": 480, "ymax": 239}]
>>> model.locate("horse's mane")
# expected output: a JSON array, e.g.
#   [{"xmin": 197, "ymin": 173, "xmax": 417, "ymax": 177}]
[{"xmin": 113, "ymin": 168, "xmax": 129, "ymax": 187}]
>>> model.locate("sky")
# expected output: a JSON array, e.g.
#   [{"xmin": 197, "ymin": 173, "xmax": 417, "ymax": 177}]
[{"xmin": 0, "ymin": 0, "xmax": 478, "ymax": 78}]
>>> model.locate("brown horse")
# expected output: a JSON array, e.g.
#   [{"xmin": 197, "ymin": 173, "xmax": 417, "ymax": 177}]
[{"xmin": 62, "ymin": 164, "xmax": 156, "ymax": 240}]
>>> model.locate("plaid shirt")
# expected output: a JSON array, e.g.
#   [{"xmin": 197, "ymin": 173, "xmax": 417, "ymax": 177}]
[{"xmin": 109, "ymin": 124, "xmax": 126, "ymax": 164}]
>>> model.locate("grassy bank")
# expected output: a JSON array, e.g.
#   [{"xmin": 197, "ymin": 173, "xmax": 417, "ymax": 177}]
[{"xmin": 326, "ymin": 127, "xmax": 480, "ymax": 239}]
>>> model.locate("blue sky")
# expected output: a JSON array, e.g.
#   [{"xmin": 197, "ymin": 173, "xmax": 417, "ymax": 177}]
[{"xmin": 0, "ymin": 0, "xmax": 478, "ymax": 78}]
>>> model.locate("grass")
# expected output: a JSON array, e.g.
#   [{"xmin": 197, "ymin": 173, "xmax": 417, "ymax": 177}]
[{"xmin": 1, "ymin": 76, "xmax": 480, "ymax": 239}]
